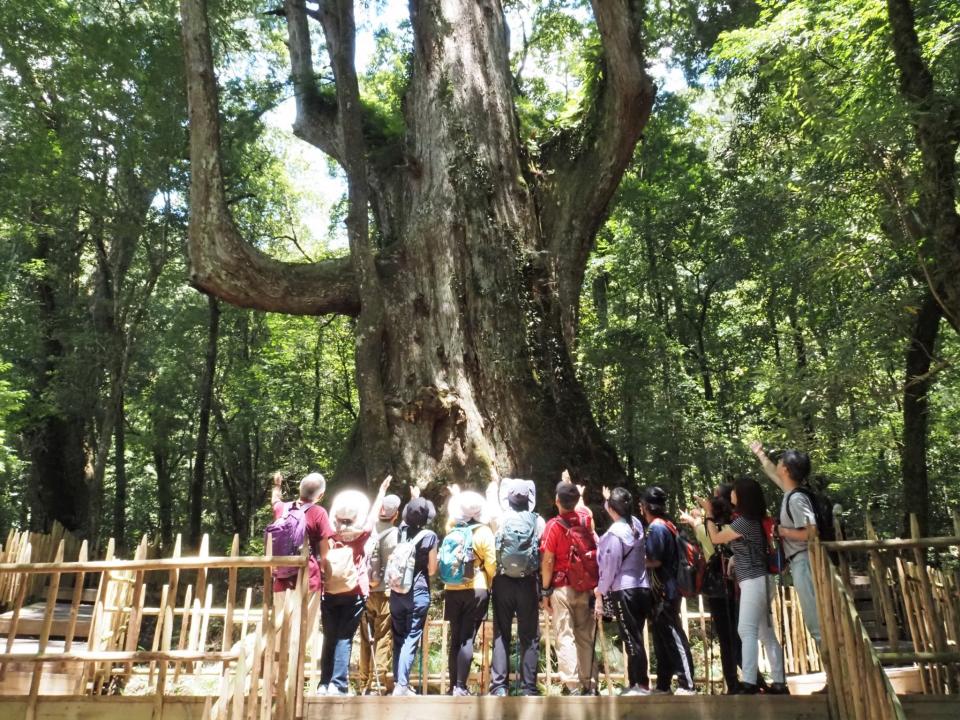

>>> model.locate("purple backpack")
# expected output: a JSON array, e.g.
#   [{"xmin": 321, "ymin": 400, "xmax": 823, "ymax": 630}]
[{"xmin": 265, "ymin": 501, "xmax": 313, "ymax": 579}]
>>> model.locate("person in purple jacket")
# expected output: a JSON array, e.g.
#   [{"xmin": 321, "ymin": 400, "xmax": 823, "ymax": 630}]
[{"xmin": 594, "ymin": 486, "xmax": 652, "ymax": 696}]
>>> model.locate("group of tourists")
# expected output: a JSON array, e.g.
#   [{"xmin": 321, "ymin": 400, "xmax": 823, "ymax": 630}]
[{"xmin": 266, "ymin": 440, "xmax": 827, "ymax": 697}]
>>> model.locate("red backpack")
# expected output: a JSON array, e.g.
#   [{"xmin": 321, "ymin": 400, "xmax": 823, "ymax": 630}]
[
  {"xmin": 655, "ymin": 518, "xmax": 706, "ymax": 598},
  {"xmin": 557, "ymin": 516, "xmax": 600, "ymax": 592}
]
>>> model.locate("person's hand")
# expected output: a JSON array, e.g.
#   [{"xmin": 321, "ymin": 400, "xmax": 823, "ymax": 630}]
[
  {"xmin": 695, "ymin": 495, "xmax": 711, "ymax": 512},
  {"xmin": 410, "ymin": 485, "xmax": 421, "ymax": 499},
  {"xmin": 576, "ymin": 484, "xmax": 586, "ymax": 499},
  {"xmin": 593, "ymin": 591, "xmax": 604, "ymax": 618},
  {"xmin": 602, "ymin": 486, "xmax": 611, "ymax": 501},
  {"xmin": 679, "ymin": 510, "xmax": 696, "ymax": 527},
  {"xmin": 272, "ymin": 472, "xmax": 283, "ymax": 488},
  {"xmin": 561, "ymin": 469, "xmax": 571, "ymax": 484},
  {"xmin": 749, "ymin": 440, "xmax": 763, "ymax": 457},
  {"xmin": 379, "ymin": 475, "xmax": 393, "ymax": 495},
  {"xmin": 541, "ymin": 595, "xmax": 552, "ymax": 614}
]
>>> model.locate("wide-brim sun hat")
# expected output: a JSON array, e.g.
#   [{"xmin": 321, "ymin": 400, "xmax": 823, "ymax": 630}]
[
  {"xmin": 449, "ymin": 490, "xmax": 489, "ymax": 524},
  {"xmin": 329, "ymin": 489, "xmax": 371, "ymax": 531}
]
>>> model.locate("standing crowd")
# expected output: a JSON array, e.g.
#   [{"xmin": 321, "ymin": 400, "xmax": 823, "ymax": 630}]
[{"xmin": 266, "ymin": 440, "xmax": 827, "ymax": 697}]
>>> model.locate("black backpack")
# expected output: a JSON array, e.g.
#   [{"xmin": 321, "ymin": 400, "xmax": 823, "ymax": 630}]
[{"xmin": 785, "ymin": 486, "xmax": 836, "ymax": 542}]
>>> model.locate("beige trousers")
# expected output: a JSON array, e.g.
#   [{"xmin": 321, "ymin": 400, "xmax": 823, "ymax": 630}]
[{"xmin": 551, "ymin": 586, "xmax": 597, "ymax": 691}]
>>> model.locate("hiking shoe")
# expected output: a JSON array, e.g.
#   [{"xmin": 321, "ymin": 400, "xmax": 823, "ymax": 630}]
[
  {"xmin": 489, "ymin": 687, "xmax": 507, "ymax": 697},
  {"xmin": 392, "ymin": 684, "xmax": 416, "ymax": 697},
  {"xmin": 452, "ymin": 686, "xmax": 471, "ymax": 697},
  {"xmin": 766, "ymin": 682, "xmax": 790, "ymax": 695},
  {"xmin": 327, "ymin": 684, "xmax": 349, "ymax": 697},
  {"xmin": 315, "ymin": 683, "xmax": 328, "ymax": 696},
  {"xmin": 674, "ymin": 687, "xmax": 697, "ymax": 696},
  {"xmin": 621, "ymin": 685, "xmax": 650, "ymax": 697},
  {"xmin": 739, "ymin": 683, "xmax": 761, "ymax": 695}
]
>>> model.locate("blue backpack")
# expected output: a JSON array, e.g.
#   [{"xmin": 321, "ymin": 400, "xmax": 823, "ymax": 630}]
[
  {"xmin": 496, "ymin": 510, "xmax": 539, "ymax": 578},
  {"xmin": 439, "ymin": 522, "xmax": 479, "ymax": 585},
  {"xmin": 264, "ymin": 501, "xmax": 312, "ymax": 580}
]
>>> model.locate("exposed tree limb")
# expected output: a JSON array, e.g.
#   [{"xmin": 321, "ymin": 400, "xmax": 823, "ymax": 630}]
[
  {"xmin": 179, "ymin": 0, "xmax": 359, "ymax": 316},
  {"xmin": 537, "ymin": 0, "xmax": 656, "ymax": 344},
  {"xmin": 314, "ymin": 0, "xmax": 394, "ymax": 483}
]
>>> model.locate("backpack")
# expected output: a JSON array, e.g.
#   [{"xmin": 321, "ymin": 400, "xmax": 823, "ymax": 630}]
[
  {"xmin": 763, "ymin": 516, "xmax": 787, "ymax": 575},
  {"xmin": 439, "ymin": 523, "xmax": 479, "ymax": 585},
  {"xmin": 496, "ymin": 510, "xmax": 539, "ymax": 578},
  {"xmin": 557, "ymin": 516, "xmax": 599, "ymax": 592},
  {"xmin": 383, "ymin": 528, "xmax": 429, "ymax": 594},
  {"xmin": 264, "ymin": 501, "xmax": 313, "ymax": 580},
  {"xmin": 655, "ymin": 518, "xmax": 706, "ymax": 598},
  {"xmin": 785, "ymin": 486, "xmax": 836, "ymax": 542},
  {"xmin": 368, "ymin": 526, "xmax": 399, "ymax": 589},
  {"xmin": 323, "ymin": 539, "xmax": 360, "ymax": 594}
]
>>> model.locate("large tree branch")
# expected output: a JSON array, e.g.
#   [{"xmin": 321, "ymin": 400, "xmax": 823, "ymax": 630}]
[
  {"xmin": 536, "ymin": 0, "xmax": 655, "ymax": 343},
  {"xmin": 315, "ymin": 0, "xmax": 394, "ymax": 482},
  {"xmin": 179, "ymin": 0, "xmax": 359, "ymax": 316},
  {"xmin": 284, "ymin": 0, "xmax": 344, "ymax": 162}
]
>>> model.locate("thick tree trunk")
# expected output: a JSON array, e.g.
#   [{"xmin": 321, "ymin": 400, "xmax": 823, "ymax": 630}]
[
  {"xmin": 886, "ymin": 0, "xmax": 960, "ymax": 331},
  {"xmin": 180, "ymin": 0, "xmax": 655, "ymax": 497},
  {"xmin": 901, "ymin": 292, "xmax": 941, "ymax": 537},
  {"xmin": 189, "ymin": 295, "xmax": 219, "ymax": 546}
]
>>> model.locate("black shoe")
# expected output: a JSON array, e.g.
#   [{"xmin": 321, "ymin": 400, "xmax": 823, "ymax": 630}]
[
  {"xmin": 740, "ymin": 682, "xmax": 761, "ymax": 695},
  {"xmin": 725, "ymin": 682, "xmax": 742, "ymax": 695},
  {"xmin": 766, "ymin": 682, "xmax": 790, "ymax": 695}
]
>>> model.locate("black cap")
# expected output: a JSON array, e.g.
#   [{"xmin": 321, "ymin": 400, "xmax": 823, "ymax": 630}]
[
  {"xmin": 556, "ymin": 481, "xmax": 581, "ymax": 507},
  {"xmin": 642, "ymin": 486, "xmax": 668, "ymax": 506},
  {"xmin": 402, "ymin": 497, "xmax": 436, "ymax": 528}
]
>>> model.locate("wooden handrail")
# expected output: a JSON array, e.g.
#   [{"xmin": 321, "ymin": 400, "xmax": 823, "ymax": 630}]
[
  {"xmin": 0, "ymin": 555, "xmax": 307, "ymax": 574},
  {"xmin": 820, "ymin": 536, "xmax": 960, "ymax": 552}
]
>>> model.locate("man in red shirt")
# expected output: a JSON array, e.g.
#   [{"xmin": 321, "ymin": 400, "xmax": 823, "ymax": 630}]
[
  {"xmin": 270, "ymin": 471, "xmax": 335, "ymax": 591},
  {"xmin": 540, "ymin": 479, "xmax": 598, "ymax": 694}
]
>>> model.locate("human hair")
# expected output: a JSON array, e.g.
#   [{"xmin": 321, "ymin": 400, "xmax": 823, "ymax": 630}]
[
  {"xmin": 555, "ymin": 481, "xmax": 579, "ymax": 511},
  {"xmin": 299, "ymin": 472, "xmax": 326, "ymax": 501},
  {"xmin": 709, "ymin": 496, "xmax": 733, "ymax": 525},
  {"xmin": 607, "ymin": 487, "xmax": 633, "ymax": 520},
  {"xmin": 732, "ymin": 477, "xmax": 767, "ymax": 522},
  {"xmin": 715, "ymin": 483, "xmax": 734, "ymax": 505},
  {"xmin": 641, "ymin": 486, "xmax": 668, "ymax": 518},
  {"xmin": 779, "ymin": 450, "xmax": 811, "ymax": 484}
]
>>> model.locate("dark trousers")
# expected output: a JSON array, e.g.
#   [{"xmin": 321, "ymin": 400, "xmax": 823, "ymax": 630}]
[
  {"xmin": 390, "ymin": 585, "xmax": 431, "ymax": 688},
  {"xmin": 708, "ymin": 591, "xmax": 741, "ymax": 693},
  {"xmin": 490, "ymin": 575, "xmax": 540, "ymax": 694},
  {"xmin": 444, "ymin": 588, "xmax": 490, "ymax": 690},
  {"xmin": 651, "ymin": 596, "xmax": 695, "ymax": 691},
  {"xmin": 612, "ymin": 586, "xmax": 653, "ymax": 687},
  {"xmin": 319, "ymin": 593, "xmax": 365, "ymax": 691}
]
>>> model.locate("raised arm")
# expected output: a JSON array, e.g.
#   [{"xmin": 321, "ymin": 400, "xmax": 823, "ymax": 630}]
[
  {"xmin": 750, "ymin": 440, "xmax": 784, "ymax": 490},
  {"xmin": 365, "ymin": 475, "xmax": 393, "ymax": 532},
  {"xmin": 270, "ymin": 472, "xmax": 284, "ymax": 506}
]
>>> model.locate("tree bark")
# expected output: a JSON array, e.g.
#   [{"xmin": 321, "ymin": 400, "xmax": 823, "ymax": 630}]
[
  {"xmin": 901, "ymin": 292, "xmax": 941, "ymax": 537},
  {"xmin": 886, "ymin": 0, "xmax": 960, "ymax": 331},
  {"xmin": 189, "ymin": 295, "xmax": 220, "ymax": 547},
  {"xmin": 180, "ymin": 0, "xmax": 655, "ymax": 495},
  {"xmin": 112, "ymin": 392, "xmax": 127, "ymax": 552}
]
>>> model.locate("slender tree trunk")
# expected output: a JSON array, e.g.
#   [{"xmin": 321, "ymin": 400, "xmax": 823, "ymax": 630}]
[
  {"xmin": 901, "ymin": 293, "xmax": 941, "ymax": 537},
  {"xmin": 154, "ymin": 447, "xmax": 174, "ymax": 551},
  {"xmin": 112, "ymin": 392, "xmax": 127, "ymax": 551},
  {"xmin": 189, "ymin": 295, "xmax": 219, "ymax": 547}
]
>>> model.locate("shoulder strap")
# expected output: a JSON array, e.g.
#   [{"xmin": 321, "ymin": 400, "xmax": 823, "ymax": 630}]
[{"xmin": 378, "ymin": 525, "xmax": 396, "ymax": 541}]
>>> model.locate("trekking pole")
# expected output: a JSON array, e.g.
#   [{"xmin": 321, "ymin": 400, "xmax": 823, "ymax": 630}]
[
  {"xmin": 367, "ymin": 610, "xmax": 382, "ymax": 695},
  {"xmin": 596, "ymin": 616, "xmax": 613, "ymax": 696},
  {"xmin": 775, "ymin": 534, "xmax": 788, "ymax": 683},
  {"xmin": 587, "ymin": 613, "xmax": 599, "ymax": 695}
]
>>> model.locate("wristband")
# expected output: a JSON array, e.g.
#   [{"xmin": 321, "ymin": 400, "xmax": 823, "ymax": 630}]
[{"xmin": 541, "ymin": 587, "xmax": 554, "ymax": 598}]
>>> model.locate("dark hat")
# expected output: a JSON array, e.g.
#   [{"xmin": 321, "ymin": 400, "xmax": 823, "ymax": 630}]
[
  {"xmin": 642, "ymin": 486, "xmax": 668, "ymax": 506},
  {"xmin": 555, "ymin": 481, "xmax": 581, "ymax": 506},
  {"xmin": 402, "ymin": 497, "xmax": 436, "ymax": 527},
  {"xmin": 506, "ymin": 485, "xmax": 531, "ymax": 510}
]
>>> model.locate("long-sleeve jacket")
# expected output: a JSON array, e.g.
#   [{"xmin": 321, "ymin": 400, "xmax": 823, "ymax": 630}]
[{"xmin": 596, "ymin": 516, "xmax": 649, "ymax": 595}]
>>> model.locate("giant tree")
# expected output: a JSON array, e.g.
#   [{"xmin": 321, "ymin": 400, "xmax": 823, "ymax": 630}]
[{"xmin": 179, "ymin": 0, "xmax": 655, "ymax": 491}]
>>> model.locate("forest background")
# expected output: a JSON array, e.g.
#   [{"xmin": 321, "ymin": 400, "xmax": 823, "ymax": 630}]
[{"xmin": 1, "ymin": 0, "xmax": 958, "ymax": 556}]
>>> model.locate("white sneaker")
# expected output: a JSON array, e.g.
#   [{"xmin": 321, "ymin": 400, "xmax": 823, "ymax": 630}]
[
  {"xmin": 392, "ymin": 684, "xmax": 416, "ymax": 697},
  {"xmin": 621, "ymin": 685, "xmax": 650, "ymax": 696},
  {"xmin": 315, "ymin": 683, "xmax": 328, "ymax": 696},
  {"xmin": 674, "ymin": 687, "xmax": 697, "ymax": 696},
  {"xmin": 327, "ymin": 684, "xmax": 349, "ymax": 696}
]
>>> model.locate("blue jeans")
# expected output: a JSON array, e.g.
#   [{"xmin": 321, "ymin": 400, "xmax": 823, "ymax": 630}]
[
  {"xmin": 789, "ymin": 551, "xmax": 821, "ymax": 644},
  {"xmin": 390, "ymin": 586, "xmax": 430, "ymax": 688},
  {"xmin": 320, "ymin": 593, "xmax": 365, "ymax": 691}
]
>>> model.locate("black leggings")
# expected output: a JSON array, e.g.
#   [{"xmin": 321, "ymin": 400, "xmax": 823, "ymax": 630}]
[
  {"xmin": 444, "ymin": 588, "xmax": 490, "ymax": 690},
  {"xmin": 707, "ymin": 591, "xmax": 741, "ymax": 693},
  {"xmin": 611, "ymin": 586, "xmax": 653, "ymax": 687}
]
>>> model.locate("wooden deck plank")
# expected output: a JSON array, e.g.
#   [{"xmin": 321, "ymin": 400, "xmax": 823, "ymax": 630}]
[{"xmin": 0, "ymin": 603, "xmax": 93, "ymax": 639}]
